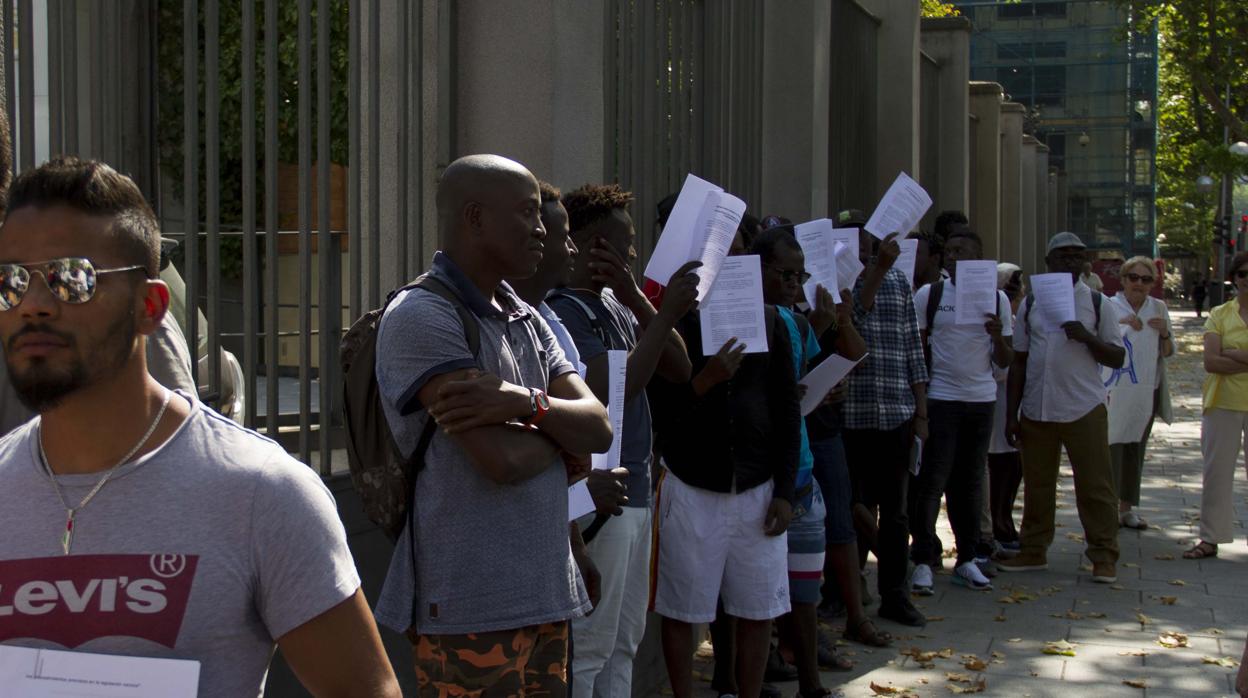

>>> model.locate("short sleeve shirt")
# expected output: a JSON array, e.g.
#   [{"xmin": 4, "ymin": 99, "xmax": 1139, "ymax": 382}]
[
  {"xmin": 0, "ymin": 395, "xmax": 359, "ymax": 697},
  {"xmin": 1203, "ymin": 299, "xmax": 1248, "ymax": 413},
  {"xmin": 777, "ymin": 307, "xmax": 821, "ymax": 489},
  {"xmin": 373, "ymin": 252, "xmax": 590, "ymax": 635},
  {"xmin": 547, "ymin": 289, "xmax": 653, "ymax": 508},
  {"xmin": 1014, "ymin": 281, "xmax": 1123, "ymax": 423},
  {"xmin": 914, "ymin": 282, "xmax": 1013, "ymax": 403}
]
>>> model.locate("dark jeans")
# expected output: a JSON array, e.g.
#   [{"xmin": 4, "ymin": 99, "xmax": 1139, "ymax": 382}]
[
  {"xmin": 843, "ymin": 421, "xmax": 913, "ymax": 600},
  {"xmin": 909, "ymin": 400, "xmax": 994, "ymax": 567},
  {"xmin": 988, "ymin": 451, "xmax": 1023, "ymax": 543}
]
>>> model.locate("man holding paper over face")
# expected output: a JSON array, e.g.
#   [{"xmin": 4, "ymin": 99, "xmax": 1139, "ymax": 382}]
[
  {"xmin": 648, "ymin": 255, "xmax": 800, "ymax": 698},
  {"xmin": 909, "ymin": 230, "xmax": 1013, "ymax": 595},
  {"xmin": 1000, "ymin": 232, "xmax": 1125, "ymax": 585},
  {"xmin": 546, "ymin": 183, "xmax": 698, "ymax": 698}
]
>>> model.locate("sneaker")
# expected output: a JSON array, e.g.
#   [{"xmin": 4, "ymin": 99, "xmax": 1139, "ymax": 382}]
[
  {"xmin": 996, "ymin": 551, "xmax": 1048, "ymax": 572},
  {"xmin": 760, "ymin": 684, "xmax": 781, "ymax": 698},
  {"xmin": 974, "ymin": 556, "xmax": 999, "ymax": 578},
  {"xmin": 1000, "ymin": 540, "xmax": 1021, "ymax": 553},
  {"xmin": 1091, "ymin": 562, "xmax": 1117, "ymax": 584},
  {"xmin": 878, "ymin": 595, "xmax": 926, "ymax": 627},
  {"xmin": 953, "ymin": 561, "xmax": 993, "ymax": 590},
  {"xmin": 909, "ymin": 563, "xmax": 934, "ymax": 596}
]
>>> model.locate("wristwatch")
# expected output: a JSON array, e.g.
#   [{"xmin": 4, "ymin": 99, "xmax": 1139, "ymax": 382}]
[{"xmin": 525, "ymin": 388, "xmax": 551, "ymax": 427}]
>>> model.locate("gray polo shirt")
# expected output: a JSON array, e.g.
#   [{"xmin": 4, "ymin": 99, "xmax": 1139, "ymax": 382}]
[{"xmin": 373, "ymin": 251, "xmax": 590, "ymax": 635}]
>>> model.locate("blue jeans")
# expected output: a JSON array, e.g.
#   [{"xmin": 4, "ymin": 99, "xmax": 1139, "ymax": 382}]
[
  {"xmin": 809, "ymin": 434, "xmax": 857, "ymax": 546},
  {"xmin": 908, "ymin": 400, "xmax": 994, "ymax": 566}
]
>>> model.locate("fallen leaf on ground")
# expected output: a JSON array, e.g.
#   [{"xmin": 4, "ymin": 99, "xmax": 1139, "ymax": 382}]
[
  {"xmin": 1199, "ymin": 627, "xmax": 1225, "ymax": 635},
  {"xmin": 994, "ymin": 612, "xmax": 1006, "ymax": 622},
  {"xmin": 1042, "ymin": 640, "xmax": 1077, "ymax": 656},
  {"xmin": 1123, "ymin": 562, "xmax": 1139, "ymax": 568},
  {"xmin": 1118, "ymin": 650, "xmax": 1149, "ymax": 657},
  {"xmin": 1065, "ymin": 532, "xmax": 1084, "ymax": 542},
  {"xmin": 869, "ymin": 682, "xmax": 916, "ymax": 697},
  {"xmin": 1110, "ymin": 584, "xmax": 1126, "ymax": 591},
  {"xmin": 991, "ymin": 651, "xmax": 1006, "ymax": 661},
  {"xmin": 963, "ymin": 656, "xmax": 988, "ymax": 671},
  {"xmin": 945, "ymin": 672, "xmax": 973, "ymax": 682},
  {"xmin": 1157, "ymin": 632, "xmax": 1189, "ymax": 648},
  {"xmin": 927, "ymin": 616, "xmax": 945, "ymax": 622},
  {"xmin": 1122, "ymin": 679, "xmax": 1148, "ymax": 689},
  {"xmin": 948, "ymin": 679, "xmax": 987, "ymax": 694},
  {"xmin": 1041, "ymin": 586, "xmax": 1062, "ymax": 595},
  {"xmin": 1201, "ymin": 656, "xmax": 1240, "ymax": 668},
  {"xmin": 1136, "ymin": 613, "xmax": 1152, "ymax": 625},
  {"xmin": 1158, "ymin": 596, "xmax": 1177, "ymax": 605},
  {"xmin": 1154, "ymin": 553, "xmax": 1175, "ymax": 560},
  {"xmin": 1169, "ymin": 579, "xmax": 1187, "ymax": 586},
  {"xmin": 1008, "ymin": 638, "xmax": 1022, "ymax": 643},
  {"xmin": 1087, "ymin": 611, "xmax": 1107, "ymax": 618}
]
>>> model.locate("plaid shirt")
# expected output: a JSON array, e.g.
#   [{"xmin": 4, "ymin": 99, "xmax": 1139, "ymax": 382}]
[{"xmin": 844, "ymin": 267, "xmax": 928, "ymax": 430}]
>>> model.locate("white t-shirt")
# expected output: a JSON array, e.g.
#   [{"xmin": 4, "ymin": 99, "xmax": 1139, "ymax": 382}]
[
  {"xmin": 1014, "ymin": 281, "xmax": 1124, "ymax": 423},
  {"xmin": 0, "ymin": 394, "xmax": 360, "ymax": 697},
  {"xmin": 915, "ymin": 281, "xmax": 1014, "ymax": 403}
]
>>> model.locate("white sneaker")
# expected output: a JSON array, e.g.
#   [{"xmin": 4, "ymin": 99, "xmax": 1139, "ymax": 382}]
[
  {"xmin": 953, "ymin": 562, "xmax": 993, "ymax": 591},
  {"xmin": 910, "ymin": 563, "xmax": 934, "ymax": 596}
]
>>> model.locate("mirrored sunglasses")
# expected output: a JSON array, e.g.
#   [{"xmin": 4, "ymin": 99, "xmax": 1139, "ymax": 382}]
[
  {"xmin": 1123, "ymin": 273, "xmax": 1154, "ymax": 284},
  {"xmin": 0, "ymin": 258, "xmax": 146, "ymax": 311}
]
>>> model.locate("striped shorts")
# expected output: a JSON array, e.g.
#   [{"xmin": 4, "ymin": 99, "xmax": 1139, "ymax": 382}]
[{"xmin": 787, "ymin": 479, "xmax": 827, "ymax": 605}]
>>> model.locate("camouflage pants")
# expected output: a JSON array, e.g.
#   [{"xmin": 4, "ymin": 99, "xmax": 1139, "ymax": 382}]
[{"xmin": 409, "ymin": 622, "xmax": 570, "ymax": 697}]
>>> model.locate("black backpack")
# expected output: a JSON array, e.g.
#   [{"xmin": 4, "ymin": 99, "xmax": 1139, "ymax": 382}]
[{"xmin": 339, "ymin": 274, "xmax": 479, "ymax": 541}]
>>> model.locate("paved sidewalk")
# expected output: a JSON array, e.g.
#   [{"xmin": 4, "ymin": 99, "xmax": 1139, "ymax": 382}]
[{"xmin": 690, "ymin": 306, "xmax": 1246, "ymax": 698}]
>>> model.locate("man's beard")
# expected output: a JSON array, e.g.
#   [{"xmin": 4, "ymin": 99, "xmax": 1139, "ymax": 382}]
[{"xmin": 6, "ymin": 312, "xmax": 137, "ymax": 413}]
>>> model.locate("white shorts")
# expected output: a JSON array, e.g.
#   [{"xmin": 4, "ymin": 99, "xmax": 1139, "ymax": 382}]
[{"xmin": 651, "ymin": 469, "xmax": 790, "ymax": 623}]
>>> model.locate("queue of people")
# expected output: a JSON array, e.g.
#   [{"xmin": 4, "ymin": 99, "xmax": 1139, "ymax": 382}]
[{"xmin": 0, "ymin": 136, "xmax": 1245, "ymax": 698}]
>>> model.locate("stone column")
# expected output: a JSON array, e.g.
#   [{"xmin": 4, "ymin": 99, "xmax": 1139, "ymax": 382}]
[
  {"xmin": 1020, "ymin": 136, "xmax": 1038, "ymax": 276},
  {"xmin": 969, "ymin": 82, "xmax": 1003, "ymax": 259},
  {"xmin": 861, "ymin": 0, "xmax": 920, "ymax": 202},
  {"xmin": 454, "ymin": 0, "xmax": 606, "ymax": 189},
  {"xmin": 920, "ymin": 17, "xmax": 971, "ymax": 220},
  {"xmin": 999, "ymin": 102, "xmax": 1025, "ymax": 266},
  {"xmin": 1034, "ymin": 144, "xmax": 1051, "ymax": 272},
  {"xmin": 760, "ymin": 0, "xmax": 832, "ymax": 221},
  {"xmin": 1054, "ymin": 170, "xmax": 1069, "ymax": 232}
]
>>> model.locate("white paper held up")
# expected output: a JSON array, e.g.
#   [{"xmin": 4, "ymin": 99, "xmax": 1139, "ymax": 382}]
[
  {"xmin": 591, "ymin": 350, "xmax": 628, "ymax": 471},
  {"xmin": 864, "ymin": 172, "xmax": 932, "ymax": 240},
  {"xmin": 833, "ymin": 242, "xmax": 864, "ymax": 291},
  {"xmin": 691, "ymin": 192, "xmax": 749, "ymax": 301},
  {"xmin": 829, "ymin": 227, "xmax": 860, "ymax": 262},
  {"xmin": 895, "ymin": 238, "xmax": 919, "ymax": 290},
  {"xmin": 0, "ymin": 644, "xmax": 200, "ymax": 698},
  {"xmin": 798, "ymin": 353, "xmax": 867, "ymax": 416},
  {"xmin": 700, "ymin": 255, "xmax": 769, "ymax": 355},
  {"xmin": 794, "ymin": 219, "xmax": 838, "ymax": 306},
  {"xmin": 642, "ymin": 173, "xmax": 746, "ymax": 301},
  {"xmin": 953, "ymin": 260, "xmax": 1000, "ymax": 325},
  {"xmin": 1029, "ymin": 272, "xmax": 1077, "ymax": 330},
  {"xmin": 568, "ymin": 480, "xmax": 596, "ymax": 521}
]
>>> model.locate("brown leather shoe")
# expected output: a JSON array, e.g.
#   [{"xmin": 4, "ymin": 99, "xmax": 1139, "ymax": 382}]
[
  {"xmin": 1091, "ymin": 562, "xmax": 1117, "ymax": 584},
  {"xmin": 996, "ymin": 551, "xmax": 1048, "ymax": 572}
]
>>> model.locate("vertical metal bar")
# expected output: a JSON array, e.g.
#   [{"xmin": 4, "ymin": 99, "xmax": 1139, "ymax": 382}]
[
  {"xmin": 396, "ymin": 0, "xmax": 409, "ymax": 281},
  {"xmin": 411, "ymin": 1, "xmax": 423, "ymax": 268},
  {"xmin": 298, "ymin": 0, "xmax": 313, "ymax": 465},
  {"xmin": 602, "ymin": 0, "xmax": 616, "ymax": 182},
  {"xmin": 17, "ymin": 0, "xmax": 33, "ymax": 170},
  {"xmin": 242, "ymin": 0, "xmax": 258, "ymax": 429},
  {"xmin": 90, "ymin": 1, "xmax": 103, "ymax": 159},
  {"xmin": 3, "ymin": 0, "xmax": 15, "ymax": 172},
  {"xmin": 63, "ymin": 2, "xmax": 77, "ymax": 156},
  {"xmin": 348, "ymin": 0, "xmax": 361, "ymax": 320},
  {"xmin": 691, "ymin": 0, "xmax": 702, "ymax": 171},
  {"xmin": 317, "ymin": 0, "xmax": 333, "ymax": 474},
  {"xmin": 205, "ymin": 0, "xmax": 221, "ymax": 409},
  {"xmin": 264, "ymin": 0, "xmax": 279, "ymax": 440},
  {"xmin": 367, "ymin": 0, "xmax": 380, "ymax": 307},
  {"xmin": 47, "ymin": 0, "xmax": 61, "ymax": 156},
  {"xmin": 641, "ymin": 0, "xmax": 657, "ymax": 249},
  {"xmin": 184, "ymin": 0, "xmax": 200, "ymax": 389}
]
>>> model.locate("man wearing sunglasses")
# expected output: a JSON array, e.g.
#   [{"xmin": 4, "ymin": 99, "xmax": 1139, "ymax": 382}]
[{"xmin": 0, "ymin": 157, "xmax": 400, "ymax": 697}]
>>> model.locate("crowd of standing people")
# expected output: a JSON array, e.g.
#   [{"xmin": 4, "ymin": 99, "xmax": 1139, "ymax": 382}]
[{"xmin": 1, "ymin": 128, "xmax": 1247, "ymax": 698}]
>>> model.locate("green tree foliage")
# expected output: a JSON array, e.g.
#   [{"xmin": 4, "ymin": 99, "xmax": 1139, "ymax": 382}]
[
  {"xmin": 921, "ymin": 0, "xmax": 960, "ymax": 17},
  {"xmin": 1116, "ymin": 1, "xmax": 1248, "ymax": 255},
  {"xmin": 157, "ymin": 0, "xmax": 349, "ymax": 234}
]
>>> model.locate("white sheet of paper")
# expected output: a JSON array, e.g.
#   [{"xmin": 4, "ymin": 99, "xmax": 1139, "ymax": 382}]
[
  {"xmin": 700, "ymin": 255, "xmax": 769, "ymax": 355},
  {"xmin": 591, "ymin": 350, "xmax": 628, "ymax": 471},
  {"xmin": 798, "ymin": 353, "xmax": 867, "ymax": 416},
  {"xmin": 833, "ymin": 242, "xmax": 864, "ymax": 291},
  {"xmin": 1029, "ymin": 273, "xmax": 1077, "ymax": 330},
  {"xmin": 829, "ymin": 227, "xmax": 860, "ymax": 263},
  {"xmin": 644, "ymin": 173, "xmax": 719, "ymax": 284},
  {"xmin": 691, "ymin": 192, "xmax": 749, "ymax": 301},
  {"xmin": 0, "ymin": 645, "xmax": 200, "ymax": 698},
  {"xmin": 864, "ymin": 172, "xmax": 933, "ymax": 240},
  {"xmin": 567, "ymin": 480, "xmax": 596, "ymax": 521},
  {"xmin": 953, "ymin": 260, "xmax": 1000, "ymax": 325},
  {"xmin": 895, "ymin": 238, "xmax": 919, "ymax": 289},
  {"xmin": 910, "ymin": 436, "xmax": 923, "ymax": 476},
  {"xmin": 794, "ymin": 219, "xmax": 838, "ymax": 306}
]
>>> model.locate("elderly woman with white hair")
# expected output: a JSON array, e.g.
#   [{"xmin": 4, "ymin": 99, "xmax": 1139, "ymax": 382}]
[{"xmin": 1105, "ymin": 256, "xmax": 1174, "ymax": 530}]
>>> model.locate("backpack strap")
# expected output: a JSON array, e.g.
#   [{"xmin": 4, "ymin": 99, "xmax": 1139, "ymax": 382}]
[
  {"xmin": 547, "ymin": 288, "xmax": 611, "ymax": 347},
  {"xmin": 925, "ymin": 280, "xmax": 945, "ymax": 333},
  {"xmin": 411, "ymin": 274, "xmax": 481, "ymax": 357}
]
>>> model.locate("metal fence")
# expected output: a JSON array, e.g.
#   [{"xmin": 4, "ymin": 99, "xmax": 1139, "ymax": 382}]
[
  {"xmin": 828, "ymin": 0, "xmax": 879, "ymax": 214},
  {"xmin": 1, "ymin": 0, "xmax": 436, "ymax": 476}
]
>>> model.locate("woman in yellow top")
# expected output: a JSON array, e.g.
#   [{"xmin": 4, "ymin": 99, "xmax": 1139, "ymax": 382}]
[{"xmin": 1186, "ymin": 252, "xmax": 1248, "ymax": 559}]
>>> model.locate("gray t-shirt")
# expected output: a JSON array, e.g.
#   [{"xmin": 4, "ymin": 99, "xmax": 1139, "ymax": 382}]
[
  {"xmin": 0, "ymin": 394, "xmax": 359, "ymax": 697},
  {"xmin": 373, "ymin": 252, "xmax": 590, "ymax": 635},
  {"xmin": 547, "ymin": 288, "xmax": 653, "ymax": 507}
]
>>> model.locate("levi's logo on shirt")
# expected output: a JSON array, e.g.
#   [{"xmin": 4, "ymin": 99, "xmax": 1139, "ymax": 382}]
[{"xmin": 0, "ymin": 554, "xmax": 199, "ymax": 648}]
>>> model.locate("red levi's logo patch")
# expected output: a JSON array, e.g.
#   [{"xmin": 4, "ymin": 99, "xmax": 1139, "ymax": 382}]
[{"xmin": 0, "ymin": 554, "xmax": 199, "ymax": 649}]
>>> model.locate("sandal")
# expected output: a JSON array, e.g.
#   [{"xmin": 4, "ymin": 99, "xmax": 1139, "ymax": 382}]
[
  {"xmin": 817, "ymin": 642, "xmax": 855, "ymax": 671},
  {"xmin": 843, "ymin": 617, "xmax": 893, "ymax": 647},
  {"xmin": 1183, "ymin": 541, "xmax": 1218, "ymax": 559}
]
